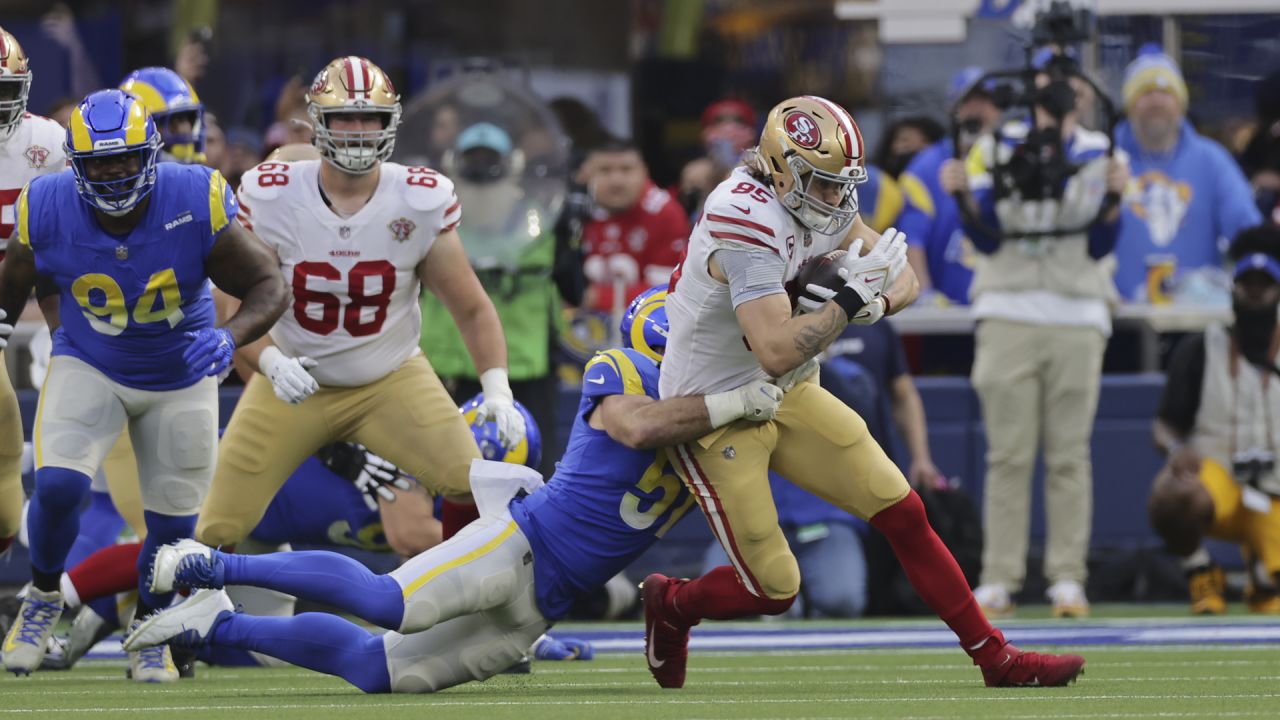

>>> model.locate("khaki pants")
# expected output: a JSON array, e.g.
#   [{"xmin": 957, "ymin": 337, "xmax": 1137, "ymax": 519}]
[
  {"xmin": 668, "ymin": 380, "xmax": 910, "ymax": 600},
  {"xmin": 197, "ymin": 354, "xmax": 478, "ymax": 546},
  {"xmin": 971, "ymin": 319, "xmax": 1104, "ymax": 591}
]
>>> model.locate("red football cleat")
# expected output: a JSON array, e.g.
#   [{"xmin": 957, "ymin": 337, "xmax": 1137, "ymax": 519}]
[
  {"xmin": 969, "ymin": 629, "xmax": 1085, "ymax": 687},
  {"xmin": 642, "ymin": 573, "xmax": 692, "ymax": 689}
]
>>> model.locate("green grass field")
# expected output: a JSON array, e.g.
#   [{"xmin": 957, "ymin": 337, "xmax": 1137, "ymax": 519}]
[{"xmin": 3, "ymin": 610, "xmax": 1280, "ymax": 720}]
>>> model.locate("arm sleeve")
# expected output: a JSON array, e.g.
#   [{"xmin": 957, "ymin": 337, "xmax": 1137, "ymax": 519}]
[
  {"xmin": 1157, "ymin": 333, "xmax": 1206, "ymax": 436},
  {"xmin": 965, "ymin": 187, "xmax": 1002, "ymax": 255},
  {"xmin": 1087, "ymin": 216, "xmax": 1121, "ymax": 259},
  {"xmin": 716, "ymin": 247, "xmax": 787, "ymax": 309}
]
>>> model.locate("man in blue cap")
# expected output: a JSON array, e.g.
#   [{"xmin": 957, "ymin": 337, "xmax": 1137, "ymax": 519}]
[
  {"xmin": 899, "ymin": 67, "xmax": 1001, "ymax": 305},
  {"xmin": 1113, "ymin": 45, "xmax": 1261, "ymax": 301},
  {"xmin": 1149, "ymin": 223, "xmax": 1280, "ymax": 616}
]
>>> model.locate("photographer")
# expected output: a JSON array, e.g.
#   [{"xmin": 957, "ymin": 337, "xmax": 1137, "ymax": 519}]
[{"xmin": 940, "ymin": 54, "xmax": 1129, "ymax": 619}]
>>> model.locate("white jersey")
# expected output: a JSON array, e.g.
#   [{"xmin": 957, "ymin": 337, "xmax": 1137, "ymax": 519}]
[
  {"xmin": 238, "ymin": 159, "xmax": 461, "ymax": 387},
  {"xmin": 661, "ymin": 167, "xmax": 847, "ymax": 397},
  {"xmin": 0, "ymin": 114, "xmax": 67, "ymax": 245}
]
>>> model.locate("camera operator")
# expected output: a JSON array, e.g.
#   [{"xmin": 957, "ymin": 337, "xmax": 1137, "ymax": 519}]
[{"xmin": 939, "ymin": 53, "xmax": 1129, "ymax": 619}]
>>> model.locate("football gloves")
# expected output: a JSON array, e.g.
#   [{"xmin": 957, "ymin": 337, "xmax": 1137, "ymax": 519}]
[
  {"xmin": 477, "ymin": 368, "xmax": 527, "ymax": 450},
  {"xmin": 0, "ymin": 309, "xmax": 12, "ymax": 351},
  {"xmin": 801, "ymin": 228, "xmax": 908, "ymax": 323},
  {"xmin": 183, "ymin": 328, "xmax": 235, "ymax": 378},
  {"xmin": 259, "ymin": 346, "xmax": 319, "ymax": 405},
  {"xmin": 704, "ymin": 378, "xmax": 784, "ymax": 428},
  {"xmin": 352, "ymin": 447, "xmax": 414, "ymax": 511}
]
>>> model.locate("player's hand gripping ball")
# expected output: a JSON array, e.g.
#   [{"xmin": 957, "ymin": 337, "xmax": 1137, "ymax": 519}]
[{"xmin": 787, "ymin": 249, "xmax": 848, "ymax": 314}]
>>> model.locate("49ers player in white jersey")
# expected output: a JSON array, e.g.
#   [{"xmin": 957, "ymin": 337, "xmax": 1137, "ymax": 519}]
[
  {"xmin": 0, "ymin": 26, "xmax": 67, "ymax": 552},
  {"xmin": 196, "ymin": 56, "xmax": 521, "ymax": 546},
  {"xmin": 647, "ymin": 96, "xmax": 1088, "ymax": 690}
]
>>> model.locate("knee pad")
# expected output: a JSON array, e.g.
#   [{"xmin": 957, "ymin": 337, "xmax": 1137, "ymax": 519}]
[
  {"xmin": 755, "ymin": 543, "xmax": 801, "ymax": 600},
  {"xmin": 33, "ymin": 467, "xmax": 93, "ymax": 515},
  {"xmin": 196, "ymin": 517, "xmax": 251, "ymax": 548}
]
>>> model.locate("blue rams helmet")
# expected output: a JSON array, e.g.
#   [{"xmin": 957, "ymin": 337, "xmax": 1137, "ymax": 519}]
[
  {"xmin": 621, "ymin": 285, "xmax": 669, "ymax": 363},
  {"xmin": 66, "ymin": 89, "xmax": 162, "ymax": 216},
  {"xmin": 460, "ymin": 394, "xmax": 542, "ymax": 468},
  {"xmin": 119, "ymin": 67, "xmax": 205, "ymax": 163}
]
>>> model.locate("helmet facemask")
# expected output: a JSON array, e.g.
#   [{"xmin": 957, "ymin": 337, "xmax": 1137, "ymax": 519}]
[
  {"xmin": 310, "ymin": 105, "xmax": 401, "ymax": 175},
  {"xmin": 782, "ymin": 152, "xmax": 864, "ymax": 236},
  {"xmin": 69, "ymin": 136, "xmax": 162, "ymax": 216},
  {"xmin": 153, "ymin": 106, "xmax": 205, "ymax": 163},
  {"xmin": 0, "ymin": 72, "xmax": 30, "ymax": 142}
]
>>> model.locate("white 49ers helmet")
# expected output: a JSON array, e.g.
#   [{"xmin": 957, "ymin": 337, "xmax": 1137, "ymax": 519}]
[
  {"xmin": 307, "ymin": 56, "xmax": 401, "ymax": 174},
  {"xmin": 0, "ymin": 26, "xmax": 32, "ymax": 142},
  {"xmin": 754, "ymin": 95, "xmax": 867, "ymax": 235}
]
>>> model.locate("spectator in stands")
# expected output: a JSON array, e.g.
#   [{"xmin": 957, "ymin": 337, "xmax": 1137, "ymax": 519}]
[
  {"xmin": 874, "ymin": 115, "xmax": 946, "ymax": 180},
  {"xmin": 1113, "ymin": 46, "xmax": 1262, "ymax": 301},
  {"xmin": 1240, "ymin": 69, "xmax": 1280, "ymax": 225},
  {"xmin": 941, "ymin": 58, "xmax": 1130, "ymax": 619},
  {"xmin": 677, "ymin": 99, "xmax": 757, "ymax": 220},
  {"xmin": 900, "ymin": 67, "xmax": 1001, "ymax": 305},
  {"xmin": 203, "ymin": 112, "xmax": 227, "ymax": 173},
  {"xmin": 581, "ymin": 139, "xmax": 689, "ymax": 314},
  {"xmin": 44, "ymin": 97, "xmax": 76, "ymax": 128},
  {"xmin": 1149, "ymin": 224, "xmax": 1280, "ymax": 616}
]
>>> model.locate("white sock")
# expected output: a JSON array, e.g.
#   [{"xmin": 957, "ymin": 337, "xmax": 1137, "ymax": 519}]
[
  {"xmin": 59, "ymin": 572, "xmax": 81, "ymax": 608},
  {"xmin": 1181, "ymin": 547, "xmax": 1212, "ymax": 570}
]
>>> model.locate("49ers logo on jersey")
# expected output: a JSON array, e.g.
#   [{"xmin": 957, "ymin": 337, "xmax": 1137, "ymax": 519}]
[
  {"xmin": 24, "ymin": 145, "xmax": 49, "ymax": 169},
  {"xmin": 388, "ymin": 216, "xmax": 416, "ymax": 243},
  {"xmin": 783, "ymin": 112, "xmax": 821, "ymax": 149}
]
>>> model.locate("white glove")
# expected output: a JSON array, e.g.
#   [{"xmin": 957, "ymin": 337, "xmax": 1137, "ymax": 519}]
[
  {"xmin": 0, "ymin": 309, "xmax": 11, "ymax": 351},
  {"xmin": 839, "ymin": 228, "xmax": 909, "ymax": 299},
  {"xmin": 259, "ymin": 346, "xmax": 319, "ymax": 405},
  {"xmin": 353, "ymin": 446, "xmax": 414, "ymax": 511},
  {"xmin": 704, "ymin": 379, "xmax": 784, "ymax": 428},
  {"xmin": 477, "ymin": 368, "xmax": 527, "ymax": 450},
  {"xmin": 775, "ymin": 357, "xmax": 820, "ymax": 392},
  {"xmin": 851, "ymin": 297, "xmax": 887, "ymax": 325}
]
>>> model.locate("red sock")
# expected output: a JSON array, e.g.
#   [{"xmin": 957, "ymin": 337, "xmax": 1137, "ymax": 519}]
[
  {"xmin": 66, "ymin": 542, "xmax": 143, "ymax": 605},
  {"xmin": 869, "ymin": 492, "xmax": 995, "ymax": 649},
  {"xmin": 670, "ymin": 565, "xmax": 795, "ymax": 624},
  {"xmin": 440, "ymin": 500, "xmax": 479, "ymax": 540}
]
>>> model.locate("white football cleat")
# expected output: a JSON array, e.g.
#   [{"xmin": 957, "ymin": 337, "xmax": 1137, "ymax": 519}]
[
  {"xmin": 150, "ymin": 539, "xmax": 213, "ymax": 594},
  {"xmin": 2, "ymin": 588, "xmax": 63, "ymax": 676},
  {"xmin": 126, "ymin": 619, "xmax": 178, "ymax": 683},
  {"xmin": 124, "ymin": 589, "xmax": 233, "ymax": 652}
]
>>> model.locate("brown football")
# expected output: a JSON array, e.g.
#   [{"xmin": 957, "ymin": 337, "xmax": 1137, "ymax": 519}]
[{"xmin": 787, "ymin": 249, "xmax": 847, "ymax": 310}]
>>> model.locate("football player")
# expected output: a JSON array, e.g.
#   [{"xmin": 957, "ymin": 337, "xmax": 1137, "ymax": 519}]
[
  {"xmin": 0, "ymin": 26, "xmax": 68, "ymax": 556},
  {"xmin": 125, "ymin": 288, "xmax": 787, "ymax": 693},
  {"xmin": 119, "ymin": 67, "xmax": 206, "ymax": 164},
  {"xmin": 197, "ymin": 56, "xmax": 522, "ymax": 547},
  {"xmin": 651, "ymin": 95, "xmax": 1085, "ymax": 688},
  {"xmin": 0, "ymin": 89, "xmax": 288, "ymax": 676}
]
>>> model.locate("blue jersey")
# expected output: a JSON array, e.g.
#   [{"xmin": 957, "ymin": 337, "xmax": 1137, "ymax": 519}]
[
  {"xmin": 509, "ymin": 348, "xmax": 695, "ymax": 621},
  {"xmin": 251, "ymin": 454, "xmax": 388, "ymax": 552},
  {"xmin": 897, "ymin": 140, "xmax": 975, "ymax": 304},
  {"xmin": 16, "ymin": 163, "xmax": 234, "ymax": 390}
]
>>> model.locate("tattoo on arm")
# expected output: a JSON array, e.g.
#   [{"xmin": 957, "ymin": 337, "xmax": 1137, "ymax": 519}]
[{"xmin": 793, "ymin": 304, "xmax": 847, "ymax": 360}]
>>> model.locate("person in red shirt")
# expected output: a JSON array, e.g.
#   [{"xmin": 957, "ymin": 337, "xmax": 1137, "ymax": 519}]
[{"xmin": 582, "ymin": 139, "xmax": 689, "ymax": 313}]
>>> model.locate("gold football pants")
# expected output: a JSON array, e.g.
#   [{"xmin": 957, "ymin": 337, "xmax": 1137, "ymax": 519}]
[
  {"xmin": 197, "ymin": 354, "xmax": 479, "ymax": 546},
  {"xmin": 668, "ymin": 381, "xmax": 910, "ymax": 599}
]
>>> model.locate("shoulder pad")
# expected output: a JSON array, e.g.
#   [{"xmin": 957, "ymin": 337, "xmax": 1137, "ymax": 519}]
[
  {"xmin": 392, "ymin": 163, "xmax": 456, "ymax": 213},
  {"xmin": 238, "ymin": 159, "xmax": 309, "ymax": 202}
]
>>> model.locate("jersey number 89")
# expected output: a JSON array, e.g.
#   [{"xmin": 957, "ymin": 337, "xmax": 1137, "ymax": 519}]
[{"xmin": 72, "ymin": 269, "xmax": 184, "ymax": 336}]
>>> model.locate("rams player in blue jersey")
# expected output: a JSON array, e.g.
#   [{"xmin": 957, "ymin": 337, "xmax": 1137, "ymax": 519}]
[
  {"xmin": 0, "ymin": 89, "xmax": 288, "ymax": 676},
  {"xmin": 125, "ymin": 287, "xmax": 792, "ymax": 693}
]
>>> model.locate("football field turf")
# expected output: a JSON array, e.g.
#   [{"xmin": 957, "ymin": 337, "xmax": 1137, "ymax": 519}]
[{"xmin": 4, "ymin": 609, "xmax": 1279, "ymax": 720}]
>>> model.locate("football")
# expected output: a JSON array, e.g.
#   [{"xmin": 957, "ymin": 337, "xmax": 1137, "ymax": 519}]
[{"xmin": 787, "ymin": 249, "xmax": 847, "ymax": 310}]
